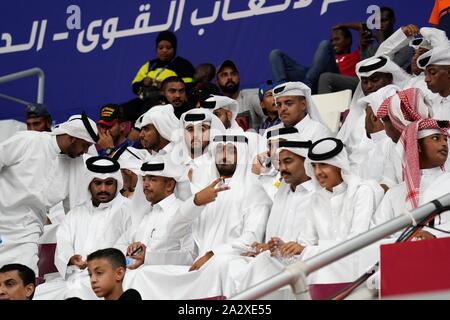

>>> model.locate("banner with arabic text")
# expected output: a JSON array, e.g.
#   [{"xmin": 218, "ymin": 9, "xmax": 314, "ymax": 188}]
[{"xmin": 0, "ymin": 0, "xmax": 431, "ymax": 123}]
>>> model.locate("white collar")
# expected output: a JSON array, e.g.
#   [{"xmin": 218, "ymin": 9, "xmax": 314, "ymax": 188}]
[
  {"xmin": 292, "ymin": 179, "xmax": 314, "ymax": 193},
  {"xmin": 293, "ymin": 114, "xmax": 312, "ymax": 132},
  {"xmin": 420, "ymin": 167, "xmax": 444, "ymax": 177},
  {"xmin": 51, "ymin": 134, "xmax": 62, "ymax": 155},
  {"xmin": 88, "ymin": 194, "xmax": 122, "ymax": 212},
  {"xmin": 331, "ymin": 181, "xmax": 347, "ymax": 195},
  {"xmin": 151, "ymin": 193, "xmax": 177, "ymax": 212}
]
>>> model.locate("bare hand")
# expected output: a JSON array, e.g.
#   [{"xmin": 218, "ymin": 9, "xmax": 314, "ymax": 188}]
[
  {"xmin": 252, "ymin": 152, "xmax": 270, "ymax": 175},
  {"xmin": 68, "ymin": 254, "xmax": 87, "ymax": 269},
  {"xmin": 401, "ymin": 24, "xmax": 419, "ymax": 37},
  {"xmin": 413, "ymin": 230, "xmax": 436, "ymax": 241},
  {"xmin": 276, "ymin": 241, "xmax": 304, "ymax": 257},
  {"xmin": 126, "ymin": 242, "xmax": 147, "ymax": 270},
  {"xmin": 143, "ymin": 77, "xmax": 153, "ymax": 86},
  {"xmin": 97, "ymin": 129, "xmax": 115, "ymax": 150},
  {"xmin": 189, "ymin": 251, "xmax": 214, "ymax": 271},
  {"xmin": 194, "ymin": 177, "xmax": 230, "ymax": 206},
  {"xmin": 267, "ymin": 236, "xmax": 284, "ymax": 252}
]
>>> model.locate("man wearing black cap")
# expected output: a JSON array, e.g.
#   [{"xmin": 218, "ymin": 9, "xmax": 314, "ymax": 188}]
[
  {"xmin": 216, "ymin": 59, "xmax": 264, "ymax": 131},
  {"xmin": 132, "ymin": 31, "xmax": 195, "ymax": 96},
  {"xmin": 25, "ymin": 103, "xmax": 52, "ymax": 132},
  {"xmin": 96, "ymin": 104, "xmax": 135, "ymax": 157}
]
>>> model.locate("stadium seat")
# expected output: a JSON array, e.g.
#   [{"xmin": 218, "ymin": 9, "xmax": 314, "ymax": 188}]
[
  {"xmin": 36, "ymin": 243, "xmax": 58, "ymax": 285},
  {"xmin": 311, "ymin": 89, "xmax": 352, "ymax": 133}
]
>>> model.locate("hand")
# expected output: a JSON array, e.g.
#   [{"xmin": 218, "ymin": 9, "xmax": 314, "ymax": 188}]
[
  {"xmin": 401, "ymin": 24, "xmax": 419, "ymax": 37},
  {"xmin": 126, "ymin": 242, "xmax": 147, "ymax": 270},
  {"xmin": 97, "ymin": 129, "xmax": 115, "ymax": 150},
  {"xmin": 193, "ymin": 177, "xmax": 230, "ymax": 206},
  {"xmin": 189, "ymin": 251, "xmax": 214, "ymax": 271},
  {"xmin": 243, "ymin": 242, "xmax": 270, "ymax": 257},
  {"xmin": 275, "ymin": 241, "xmax": 304, "ymax": 257},
  {"xmin": 413, "ymin": 230, "xmax": 436, "ymax": 241},
  {"xmin": 252, "ymin": 152, "xmax": 269, "ymax": 175},
  {"xmin": 143, "ymin": 77, "xmax": 153, "ymax": 86},
  {"xmin": 68, "ymin": 254, "xmax": 87, "ymax": 269},
  {"xmin": 121, "ymin": 169, "xmax": 137, "ymax": 191},
  {"xmin": 267, "ymin": 236, "xmax": 284, "ymax": 252}
]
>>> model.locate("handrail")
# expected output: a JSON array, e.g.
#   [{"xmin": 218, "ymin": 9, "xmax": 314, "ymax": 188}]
[
  {"xmin": 231, "ymin": 193, "xmax": 450, "ymax": 300},
  {"xmin": 0, "ymin": 68, "xmax": 45, "ymax": 105}
]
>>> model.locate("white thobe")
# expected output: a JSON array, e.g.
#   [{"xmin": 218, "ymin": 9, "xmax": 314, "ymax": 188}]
[
  {"xmin": 34, "ymin": 195, "xmax": 131, "ymax": 300},
  {"xmin": 182, "ymin": 152, "xmax": 215, "ymax": 194},
  {"xmin": 371, "ymin": 167, "xmax": 450, "ymax": 238},
  {"xmin": 297, "ymin": 181, "xmax": 379, "ymax": 284},
  {"xmin": 115, "ymin": 194, "xmax": 204, "ymax": 266},
  {"xmin": 268, "ymin": 114, "xmax": 332, "ymax": 143},
  {"xmin": 0, "ymin": 131, "xmax": 68, "ymax": 272},
  {"xmin": 356, "ymin": 131, "xmax": 402, "ymax": 187},
  {"xmin": 122, "ymin": 177, "xmax": 272, "ymax": 299},
  {"xmin": 219, "ymin": 180, "xmax": 317, "ymax": 298},
  {"xmin": 429, "ymin": 94, "xmax": 450, "ymax": 121}
]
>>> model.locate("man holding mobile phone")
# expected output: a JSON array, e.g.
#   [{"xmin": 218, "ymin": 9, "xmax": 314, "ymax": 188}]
[{"xmin": 114, "ymin": 154, "xmax": 229, "ymax": 270}]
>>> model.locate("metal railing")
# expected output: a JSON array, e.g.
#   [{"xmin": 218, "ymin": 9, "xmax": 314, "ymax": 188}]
[
  {"xmin": 0, "ymin": 68, "xmax": 45, "ymax": 106},
  {"xmin": 231, "ymin": 193, "xmax": 450, "ymax": 300}
]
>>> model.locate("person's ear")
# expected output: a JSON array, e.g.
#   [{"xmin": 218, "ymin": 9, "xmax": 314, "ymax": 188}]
[
  {"xmin": 116, "ymin": 267, "xmax": 125, "ymax": 282},
  {"xmin": 25, "ymin": 284, "xmax": 35, "ymax": 299}
]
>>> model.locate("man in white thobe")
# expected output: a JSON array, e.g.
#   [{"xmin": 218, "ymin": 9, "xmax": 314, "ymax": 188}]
[
  {"xmin": 172, "ymin": 108, "xmax": 226, "ymax": 193},
  {"xmin": 0, "ymin": 113, "xmax": 98, "ymax": 273},
  {"xmin": 123, "ymin": 132, "xmax": 272, "ymax": 299},
  {"xmin": 296, "ymin": 138, "xmax": 383, "ymax": 285},
  {"xmin": 417, "ymin": 32, "xmax": 450, "ymax": 120},
  {"xmin": 114, "ymin": 154, "xmax": 227, "ymax": 268},
  {"xmin": 33, "ymin": 156, "xmax": 131, "ymax": 299},
  {"xmin": 202, "ymin": 95, "xmax": 266, "ymax": 157}
]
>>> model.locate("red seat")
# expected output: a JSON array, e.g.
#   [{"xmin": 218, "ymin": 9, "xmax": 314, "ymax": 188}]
[
  {"xmin": 309, "ymin": 283, "xmax": 352, "ymax": 300},
  {"xmin": 36, "ymin": 243, "xmax": 58, "ymax": 285}
]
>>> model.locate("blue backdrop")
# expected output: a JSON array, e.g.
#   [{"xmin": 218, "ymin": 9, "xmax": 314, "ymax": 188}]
[{"xmin": 0, "ymin": 0, "xmax": 433, "ymax": 123}]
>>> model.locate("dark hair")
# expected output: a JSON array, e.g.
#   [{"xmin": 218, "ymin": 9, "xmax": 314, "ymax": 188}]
[
  {"xmin": 333, "ymin": 26, "xmax": 352, "ymax": 40},
  {"xmin": 380, "ymin": 7, "xmax": 396, "ymax": 21},
  {"xmin": 87, "ymin": 248, "xmax": 126, "ymax": 269},
  {"xmin": 197, "ymin": 63, "xmax": 216, "ymax": 82},
  {"xmin": 333, "ymin": 26, "xmax": 352, "ymax": 47},
  {"xmin": 161, "ymin": 76, "xmax": 185, "ymax": 90},
  {"xmin": 0, "ymin": 264, "xmax": 36, "ymax": 299}
]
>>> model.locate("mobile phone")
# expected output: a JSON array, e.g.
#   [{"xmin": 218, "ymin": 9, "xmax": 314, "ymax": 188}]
[
  {"xmin": 130, "ymin": 246, "xmax": 143, "ymax": 257},
  {"xmin": 259, "ymin": 154, "xmax": 272, "ymax": 168}
]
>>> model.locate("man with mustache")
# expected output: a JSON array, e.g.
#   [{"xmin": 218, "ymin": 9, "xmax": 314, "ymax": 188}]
[
  {"xmin": 114, "ymin": 154, "xmax": 229, "ymax": 270},
  {"xmin": 33, "ymin": 156, "xmax": 131, "ymax": 299},
  {"xmin": 0, "ymin": 113, "xmax": 98, "ymax": 274},
  {"xmin": 160, "ymin": 76, "xmax": 192, "ymax": 119},
  {"xmin": 216, "ymin": 60, "xmax": 264, "ymax": 131}
]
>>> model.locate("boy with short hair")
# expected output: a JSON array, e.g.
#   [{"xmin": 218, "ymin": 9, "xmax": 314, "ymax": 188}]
[{"xmin": 87, "ymin": 248, "xmax": 141, "ymax": 300}]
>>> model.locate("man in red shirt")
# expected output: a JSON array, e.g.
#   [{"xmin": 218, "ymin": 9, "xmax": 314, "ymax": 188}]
[
  {"xmin": 429, "ymin": 0, "xmax": 450, "ymax": 36},
  {"xmin": 270, "ymin": 26, "xmax": 359, "ymax": 94}
]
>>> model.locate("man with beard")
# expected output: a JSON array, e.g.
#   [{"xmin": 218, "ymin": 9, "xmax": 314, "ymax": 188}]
[
  {"xmin": 137, "ymin": 104, "xmax": 180, "ymax": 156},
  {"xmin": 122, "ymin": 133, "xmax": 272, "ymax": 299},
  {"xmin": 25, "ymin": 103, "xmax": 52, "ymax": 132},
  {"xmin": 175, "ymin": 109, "xmax": 225, "ymax": 193},
  {"xmin": 33, "ymin": 156, "xmax": 131, "ymax": 300},
  {"xmin": 96, "ymin": 104, "xmax": 134, "ymax": 157},
  {"xmin": 216, "ymin": 60, "xmax": 263, "ymax": 131},
  {"xmin": 0, "ymin": 113, "xmax": 98, "ymax": 273},
  {"xmin": 160, "ymin": 76, "xmax": 192, "ymax": 119}
]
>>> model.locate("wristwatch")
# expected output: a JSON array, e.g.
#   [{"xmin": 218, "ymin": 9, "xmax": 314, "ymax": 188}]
[{"xmin": 104, "ymin": 147, "xmax": 115, "ymax": 156}]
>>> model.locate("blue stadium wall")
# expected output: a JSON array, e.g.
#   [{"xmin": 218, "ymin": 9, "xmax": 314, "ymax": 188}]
[{"xmin": 0, "ymin": 0, "xmax": 432, "ymax": 123}]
